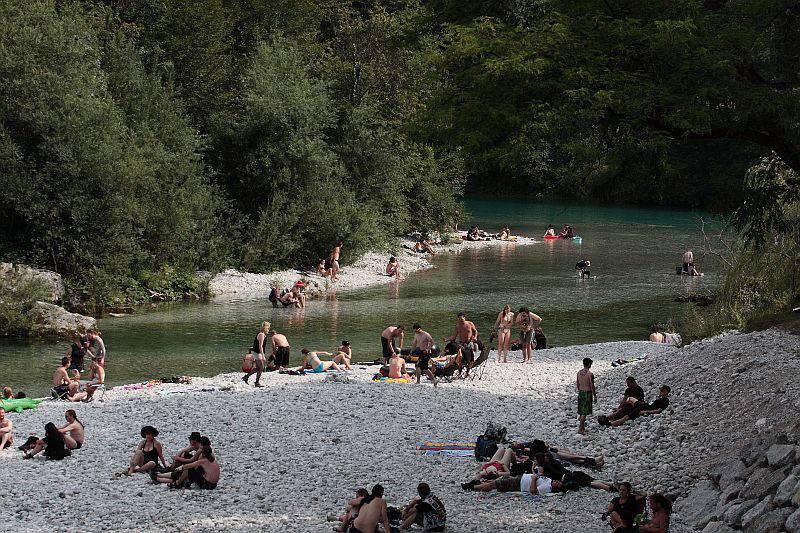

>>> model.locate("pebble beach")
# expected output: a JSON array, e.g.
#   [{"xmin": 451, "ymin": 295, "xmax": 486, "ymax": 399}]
[{"xmin": 3, "ymin": 328, "xmax": 799, "ymax": 532}]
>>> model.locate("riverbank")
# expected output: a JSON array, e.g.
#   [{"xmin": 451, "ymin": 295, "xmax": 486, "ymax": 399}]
[
  {"xmin": 3, "ymin": 329, "xmax": 798, "ymax": 531},
  {"xmin": 208, "ymin": 235, "xmax": 537, "ymax": 297}
]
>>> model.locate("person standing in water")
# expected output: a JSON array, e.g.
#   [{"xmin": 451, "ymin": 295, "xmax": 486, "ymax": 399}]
[
  {"xmin": 243, "ymin": 321, "xmax": 270, "ymax": 387},
  {"xmin": 492, "ymin": 305, "xmax": 515, "ymax": 363},
  {"xmin": 330, "ymin": 241, "xmax": 343, "ymax": 282},
  {"xmin": 576, "ymin": 357, "xmax": 597, "ymax": 434}
]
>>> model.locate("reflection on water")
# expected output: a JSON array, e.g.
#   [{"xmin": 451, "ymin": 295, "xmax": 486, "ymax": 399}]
[{"xmin": 0, "ymin": 198, "xmax": 721, "ymax": 395}]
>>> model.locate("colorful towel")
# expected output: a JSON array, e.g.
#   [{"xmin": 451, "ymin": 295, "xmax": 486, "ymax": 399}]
[
  {"xmin": 416, "ymin": 443, "xmax": 473, "ymax": 451},
  {"xmin": 375, "ymin": 377, "xmax": 413, "ymax": 383}
]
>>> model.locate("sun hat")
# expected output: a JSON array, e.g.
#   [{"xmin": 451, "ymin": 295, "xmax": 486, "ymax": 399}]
[
  {"xmin": 188, "ymin": 432, "xmax": 202, "ymax": 442},
  {"xmin": 140, "ymin": 425, "xmax": 159, "ymax": 438}
]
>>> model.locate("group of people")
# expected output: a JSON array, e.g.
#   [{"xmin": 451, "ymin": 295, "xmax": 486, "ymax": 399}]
[
  {"xmin": 576, "ymin": 362, "xmax": 672, "ymax": 433},
  {"xmin": 6, "ymin": 408, "xmax": 85, "ymax": 460},
  {"xmin": 269, "ymin": 280, "xmax": 308, "ymax": 308},
  {"xmin": 242, "ymin": 321, "xmax": 354, "ymax": 387},
  {"xmin": 124, "ymin": 426, "xmax": 220, "ymax": 489},
  {"xmin": 335, "ymin": 483, "xmax": 446, "ymax": 533},
  {"xmin": 465, "ymin": 225, "xmax": 516, "ymax": 241},
  {"xmin": 52, "ymin": 354, "xmax": 105, "ymax": 402},
  {"xmin": 491, "ymin": 305, "xmax": 544, "ymax": 363},
  {"xmin": 544, "ymin": 224, "xmax": 575, "ymax": 239},
  {"xmin": 316, "ymin": 241, "xmax": 344, "ymax": 282},
  {"xmin": 461, "ymin": 438, "xmax": 670, "ymax": 532}
]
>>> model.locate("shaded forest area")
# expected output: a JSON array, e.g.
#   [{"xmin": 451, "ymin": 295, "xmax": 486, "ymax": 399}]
[{"xmin": 1, "ymin": 0, "xmax": 799, "ymax": 311}]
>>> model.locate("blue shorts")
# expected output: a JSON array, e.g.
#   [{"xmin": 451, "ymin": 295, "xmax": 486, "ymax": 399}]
[{"xmin": 309, "ymin": 363, "xmax": 325, "ymax": 373}]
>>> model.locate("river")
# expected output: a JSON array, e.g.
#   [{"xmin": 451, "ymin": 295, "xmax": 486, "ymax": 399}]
[{"xmin": 0, "ymin": 198, "xmax": 719, "ymax": 395}]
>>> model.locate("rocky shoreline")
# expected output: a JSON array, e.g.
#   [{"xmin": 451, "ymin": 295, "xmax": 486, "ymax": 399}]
[
  {"xmin": 1, "ymin": 329, "xmax": 798, "ymax": 531},
  {"xmin": 208, "ymin": 236, "xmax": 537, "ymax": 298}
]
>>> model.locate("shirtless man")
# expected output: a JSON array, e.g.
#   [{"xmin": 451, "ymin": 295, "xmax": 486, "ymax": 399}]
[
  {"xmin": 332, "ymin": 340, "xmax": 352, "ymax": 370},
  {"xmin": 411, "ymin": 323, "xmax": 437, "ymax": 386},
  {"xmin": 58, "ymin": 409, "xmax": 85, "ymax": 449},
  {"xmin": 682, "ymin": 250, "xmax": 694, "ymax": 274},
  {"xmin": 169, "ymin": 432, "xmax": 202, "ymax": 470},
  {"xmin": 444, "ymin": 313, "xmax": 479, "ymax": 370},
  {"xmin": 0, "ymin": 408, "xmax": 12, "ymax": 450},
  {"xmin": 649, "ymin": 326, "xmax": 665, "ymax": 343},
  {"xmin": 330, "ymin": 241, "xmax": 343, "ymax": 282},
  {"xmin": 52, "ymin": 357, "xmax": 81, "ymax": 400},
  {"xmin": 388, "ymin": 352, "xmax": 411, "ymax": 379},
  {"xmin": 271, "ymin": 329, "xmax": 291, "ymax": 370},
  {"xmin": 576, "ymin": 358, "xmax": 597, "ymax": 434},
  {"xmin": 84, "ymin": 359, "xmax": 105, "ymax": 401},
  {"xmin": 300, "ymin": 348, "xmax": 341, "ymax": 373},
  {"xmin": 516, "ymin": 307, "xmax": 542, "ymax": 364},
  {"xmin": 173, "ymin": 445, "xmax": 220, "ymax": 490},
  {"xmin": 381, "ymin": 325, "xmax": 405, "ymax": 364},
  {"xmin": 351, "ymin": 485, "xmax": 393, "ymax": 533},
  {"xmin": 87, "ymin": 330, "xmax": 106, "ymax": 367}
]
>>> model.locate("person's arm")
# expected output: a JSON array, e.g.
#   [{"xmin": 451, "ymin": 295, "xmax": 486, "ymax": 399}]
[
  {"xmin": 97, "ymin": 368, "xmax": 105, "ymax": 384},
  {"xmin": 156, "ymin": 441, "xmax": 167, "ymax": 466},
  {"xmin": 529, "ymin": 475, "xmax": 540, "ymax": 494},
  {"xmin": 317, "ymin": 351, "xmax": 333, "ymax": 357},
  {"xmin": 0, "ymin": 422, "xmax": 11, "ymax": 434},
  {"xmin": 380, "ymin": 502, "xmax": 392, "ymax": 533},
  {"xmin": 576, "ymin": 372, "xmax": 581, "ymax": 391},
  {"xmin": 530, "ymin": 313, "xmax": 542, "ymax": 327},
  {"xmin": 640, "ymin": 407, "xmax": 664, "ymax": 415},
  {"xmin": 398, "ymin": 331, "xmax": 404, "ymax": 349},
  {"xmin": 57, "ymin": 422, "xmax": 71, "ymax": 433},
  {"xmin": 469, "ymin": 323, "xmax": 478, "ymax": 341},
  {"xmin": 493, "ymin": 312, "xmax": 502, "ymax": 330},
  {"xmin": 591, "ymin": 373, "xmax": 597, "ymax": 402}
]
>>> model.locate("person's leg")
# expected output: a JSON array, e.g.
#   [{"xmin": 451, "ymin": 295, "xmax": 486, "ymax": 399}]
[
  {"xmin": 578, "ymin": 414, "xmax": 586, "ymax": 434},
  {"xmin": 610, "ymin": 415, "xmax": 630, "ymax": 427},
  {"xmin": 324, "ymin": 361, "xmax": 341, "ymax": 371},
  {"xmin": 63, "ymin": 433, "xmax": 78, "ymax": 450},
  {"xmin": 254, "ymin": 357, "xmax": 264, "ymax": 387},
  {"xmin": 136, "ymin": 460, "xmax": 156, "ymax": 473},
  {"xmin": 590, "ymin": 480, "xmax": 613, "ymax": 491},
  {"xmin": 473, "ymin": 480, "xmax": 498, "ymax": 492},
  {"xmin": 501, "ymin": 330, "xmax": 510, "ymax": 362},
  {"xmin": 0, "ymin": 432, "xmax": 9, "ymax": 450},
  {"xmin": 488, "ymin": 446, "xmax": 506, "ymax": 463},
  {"xmin": 399, "ymin": 507, "xmax": 417, "ymax": 530},
  {"xmin": 500, "ymin": 447, "xmax": 514, "ymax": 468},
  {"xmin": 415, "ymin": 366, "xmax": 422, "ymax": 384},
  {"xmin": 26, "ymin": 440, "xmax": 45, "ymax": 457},
  {"xmin": 127, "ymin": 449, "xmax": 144, "ymax": 474},
  {"xmin": 426, "ymin": 369, "xmax": 438, "ymax": 387},
  {"xmin": 609, "ymin": 511, "xmax": 625, "ymax": 530},
  {"xmin": 332, "ymin": 354, "xmax": 351, "ymax": 370},
  {"xmin": 69, "ymin": 391, "xmax": 87, "ymax": 402}
]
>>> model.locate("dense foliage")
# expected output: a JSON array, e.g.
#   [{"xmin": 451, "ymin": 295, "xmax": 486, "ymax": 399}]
[{"xmin": 2, "ymin": 0, "xmax": 800, "ymax": 317}]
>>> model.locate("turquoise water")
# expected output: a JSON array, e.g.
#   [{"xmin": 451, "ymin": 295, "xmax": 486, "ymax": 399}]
[{"xmin": 0, "ymin": 199, "xmax": 719, "ymax": 395}]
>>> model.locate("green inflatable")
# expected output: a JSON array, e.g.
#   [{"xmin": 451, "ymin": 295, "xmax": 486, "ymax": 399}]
[{"xmin": 0, "ymin": 397, "xmax": 41, "ymax": 413}]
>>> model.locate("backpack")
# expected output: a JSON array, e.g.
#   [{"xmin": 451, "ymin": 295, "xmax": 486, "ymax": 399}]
[{"xmin": 475, "ymin": 422, "xmax": 508, "ymax": 461}]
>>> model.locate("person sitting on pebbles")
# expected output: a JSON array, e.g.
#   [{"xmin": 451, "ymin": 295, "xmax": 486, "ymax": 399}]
[
  {"xmin": 0, "ymin": 407, "xmax": 12, "ymax": 450},
  {"xmin": 126, "ymin": 425, "xmax": 166, "ymax": 475},
  {"xmin": 332, "ymin": 340, "xmax": 353, "ymax": 370},
  {"xmin": 335, "ymin": 488, "xmax": 369, "ymax": 532},
  {"xmin": 169, "ymin": 444, "xmax": 220, "ymax": 490},
  {"xmin": 316, "ymin": 258, "xmax": 332, "ymax": 278},
  {"xmin": 599, "ymin": 385, "xmax": 671, "ymax": 428},
  {"xmin": 351, "ymin": 484, "xmax": 393, "ymax": 533},
  {"xmin": 300, "ymin": 348, "xmax": 342, "ymax": 373},
  {"xmin": 57, "ymin": 409, "xmax": 84, "ymax": 450},
  {"xmin": 168, "ymin": 432, "xmax": 203, "ymax": 471},
  {"xmin": 387, "ymin": 352, "xmax": 411, "ymax": 380},
  {"xmin": 606, "ymin": 481, "xmax": 645, "ymax": 532},
  {"xmin": 24, "ymin": 422, "xmax": 71, "ymax": 460},
  {"xmin": 399, "ymin": 483, "xmax": 446, "ymax": 532},
  {"xmin": 413, "ymin": 239, "xmax": 436, "ymax": 254},
  {"xmin": 386, "ymin": 256, "xmax": 401, "ymax": 279},
  {"xmin": 511, "ymin": 439, "xmax": 605, "ymax": 470}
]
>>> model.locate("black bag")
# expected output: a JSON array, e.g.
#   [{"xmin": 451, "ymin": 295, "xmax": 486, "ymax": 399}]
[
  {"xmin": 268, "ymin": 287, "xmax": 279, "ymax": 307},
  {"xmin": 475, "ymin": 437, "xmax": 498, "ymax": 461}
]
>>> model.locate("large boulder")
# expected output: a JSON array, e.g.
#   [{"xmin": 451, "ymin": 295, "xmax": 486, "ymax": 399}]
[
  {"xmin": 786, "ymin": 507, "xmax": 800, "ymax": 533},
  {"xmin": 30, "ymin": 302, "xmax": 96, "ymax": 338},
  {"xmin": 744, "ymin": 507, "xmax": 795, "ymax": 533},
  {"xmin": 722, "ymin": 499, "xmax": 758, "ymax": 528},
  {"xmin": 774, "ymin": 474, "xmax": 798, "ymax": 507},
  {"xmin": 741, "ymin": 496, "xmax": 773, "ymax": 530},
  {"xmin": 766, "ymin": 444, "xmax": 797, "ymax": 468},
  {"xmin": 0, "ymin": 262, "xmax": 64, "ymax": 302},
  {"xmin": 702, "ymin": 522, "xmax": 737, "ymax": 533},
  {"xmin": 740, "ymin": 467, "xmax": 789, "ymax": 500},
  {"xmin": 675, "ymin": 480, "xmax": 721, "ymax": 528}
]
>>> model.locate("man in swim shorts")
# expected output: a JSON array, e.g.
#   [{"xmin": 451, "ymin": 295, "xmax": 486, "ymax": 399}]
[
  {"xmin": 576, "ymin": 357, "xmax": 597, "ymax": 434},
  {"xmin": 300, "ymin": 349, "xmax": 342, "ymax": 373},
  {"xmin": 52, "ymin": 357, "xmax": 81, "ymax": 400},
  {"xmin": 411, "ymin": 323, "xmax": 437, "ymax": 386},
  {"xmin": 515, "ymin": 307, "xmax": 542, "ymax": 364},
  {"xmin": 271, "ymin": 329, "xmax": 291, "ymax": 370},
  {"xmin": 381, "ymin": 325, "xmax": 404, "ymax": 364}
]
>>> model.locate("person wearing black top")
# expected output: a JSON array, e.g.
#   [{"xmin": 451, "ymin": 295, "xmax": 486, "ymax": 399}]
[
  {"xmin": 602, "ymin": 386, "xmax": 671, "ymax": 427},
  {"xmin": 620, "ymin": 377, "xmax": 645, "ymax": 405},
  {"xmin": 67, "ymin": 336, "xmax": 88, "ymax": 372},
  {"xmin": 23, "ymin": 422, "xmax": 71, "ymax": 460},
  {"xmin": 575, "ymin": 260, "xmax": 591, "ymax": 278},
  {"xmin": 607, "ymin": 482, "xmax": 645, "ymax": 531}
]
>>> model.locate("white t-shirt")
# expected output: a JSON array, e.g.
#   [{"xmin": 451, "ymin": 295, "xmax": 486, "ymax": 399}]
[{"xmin": 520, "ymin": 474, "xmax": 553, "ymax": 494}]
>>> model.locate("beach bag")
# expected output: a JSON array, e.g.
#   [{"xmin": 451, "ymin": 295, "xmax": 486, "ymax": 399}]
[
  {"xmin": 664, "ymin": 332, "xmax": 682, "ymax": 346},
  {"xmin": 482, "ymin": 422, "xmax": 508, "ymax": 442},
  {"xmin": 475, "ymin": 437, "xmax": 498, "ymax": 461}
]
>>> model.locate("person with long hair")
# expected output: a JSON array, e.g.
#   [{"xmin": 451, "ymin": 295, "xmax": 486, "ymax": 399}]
[
  {"xmin": 24, "ymin": 422, "xmax": 70, "ymax": 460},
  {"xmin": 492, "ymin": 305, "xmax": 514, "ymax": 363},
  {"xmin": 243, "ymin": 321, "xmax": 270, "ymax": 387},
  {"xmin": 127, "ymin": 426, "xmax": 166, "ymax": 475},
  {"xmin": 57, "ymin": 409, "xmax": 84, "ymax": 449},
  {"xmin": 171, "ymin": 445, "xmax": 220, "ymax": 490}
]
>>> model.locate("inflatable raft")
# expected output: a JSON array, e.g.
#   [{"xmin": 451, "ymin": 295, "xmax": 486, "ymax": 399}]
[{"xmin": 0, "ymin": 397, "xmax": 41, "ymax": 412}]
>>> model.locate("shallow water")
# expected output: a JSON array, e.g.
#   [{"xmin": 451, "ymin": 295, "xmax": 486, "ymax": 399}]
[{"xmin": 0, "ymin": 198, "xmax": 719, "ymax": 395}]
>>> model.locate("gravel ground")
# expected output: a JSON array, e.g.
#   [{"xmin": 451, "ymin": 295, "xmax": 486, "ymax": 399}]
[{"xmin": 2, "ymin": 329, "xmax": 797, "ymax": 532}]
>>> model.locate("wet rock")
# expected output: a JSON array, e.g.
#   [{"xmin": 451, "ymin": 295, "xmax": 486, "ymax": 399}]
[{"xmin": 786, "ymin": 507, "xmax": 800, "ymax": 533}]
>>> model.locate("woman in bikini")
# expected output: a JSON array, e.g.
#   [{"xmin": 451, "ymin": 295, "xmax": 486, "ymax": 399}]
[
  {"xmin": 492, "ymin": 304, "xmax": 514, "ymax": 363},
  {"xmin": 127, "ymin": 425, "xmax": 166, "ymax": 475}
]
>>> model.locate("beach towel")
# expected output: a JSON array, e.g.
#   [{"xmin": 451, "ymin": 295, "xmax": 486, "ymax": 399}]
[
  {"xmin": 157, "ymin": 386, "xmax": 216, "ymax": 396},
  {"xmin": 611, "ymin": 356, "xmax": 646, "ymax": 367},
  {"xmin": 374, "ymin": 377, "xmax": 413, "ymax": 383}
]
